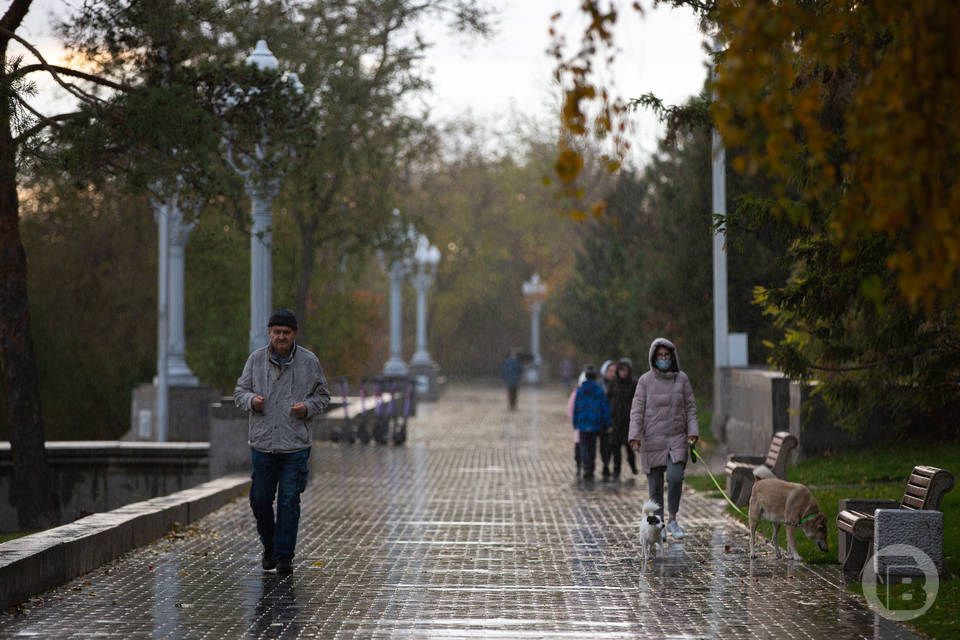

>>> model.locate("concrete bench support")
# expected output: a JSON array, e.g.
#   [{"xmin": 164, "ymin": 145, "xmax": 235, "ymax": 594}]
[{"xmin": 874, "ymin": 509, "xmax": 945, "ymax": 582}]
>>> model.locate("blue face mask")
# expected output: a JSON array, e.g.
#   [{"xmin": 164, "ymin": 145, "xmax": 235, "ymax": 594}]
[{"xmin": 655, "ymin": 358, "xmax": 672, "ymax": 371}]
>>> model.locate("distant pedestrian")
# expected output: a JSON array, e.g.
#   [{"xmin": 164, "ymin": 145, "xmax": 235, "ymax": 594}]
[
  {"xmin": 629, "ymin": 338, "xmax": 698, "ymax": 539},
  {"xmin": 234, "ymin": 309, "xmax": 331, "ymax": 575},
  {"xmin": 560, "ymin": 358, "xmax": 575, "ymax": 388},
  {"xmin": 566, "ymin": 370, "xmax": 587, "ymax": 476},
  {"xmin": 607, "ymin": 358, "xmax": 639, "ymax": 480},
  {"xmin": 573, "ymin": 365, "xmax": 612, "ymax": 480},
  {"xmin": 599, "ymin": 359, "xmax": 617, "ymax": 480},
  {"xmin": 501, "ymin": 350, "xmax": 523, "ymax": 410}
]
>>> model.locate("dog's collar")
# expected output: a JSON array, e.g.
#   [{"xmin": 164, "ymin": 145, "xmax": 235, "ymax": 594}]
[{"xmin": 795, "ymin": 511, "xmax": 819, "ymax": 526}]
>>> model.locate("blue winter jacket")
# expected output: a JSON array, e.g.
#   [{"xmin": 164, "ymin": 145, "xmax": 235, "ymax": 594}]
[
  {"xmin": 501, "ymin": 356, "xmax": 522, "ymax": 388},
  {"xmin": 573, "ymin": 379, "xmax": 612, "ymax": 433}
]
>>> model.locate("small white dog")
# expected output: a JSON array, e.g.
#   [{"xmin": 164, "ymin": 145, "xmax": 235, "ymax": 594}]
[{"xmin": 639, "ymin": 499, "xmax": 666, "ymax": 561}]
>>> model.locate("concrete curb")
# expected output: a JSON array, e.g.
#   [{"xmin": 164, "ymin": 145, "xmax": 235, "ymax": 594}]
[{"xmin": 0, "ymin": 473, "xmax": 250, "ymax": 612}]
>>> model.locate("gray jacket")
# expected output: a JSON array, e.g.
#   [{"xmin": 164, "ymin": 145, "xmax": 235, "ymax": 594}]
[{"xmin": 233, "ymin": 344, "xmax": 331, "ymax": 453}]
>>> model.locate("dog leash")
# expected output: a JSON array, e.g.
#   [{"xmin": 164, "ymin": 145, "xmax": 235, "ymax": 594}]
[
  {"xmin": 689, "ymin": 444, "xmax": 821, "ymax": 526},
  {"xmin": 688, "ymin": 444, "xmax": 749, "ymax": 518}
]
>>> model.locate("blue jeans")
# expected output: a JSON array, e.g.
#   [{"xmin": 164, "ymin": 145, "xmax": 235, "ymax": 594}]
[{"xmin": 250, "ymin": 447, "xmax": 310, "ymax": 560}]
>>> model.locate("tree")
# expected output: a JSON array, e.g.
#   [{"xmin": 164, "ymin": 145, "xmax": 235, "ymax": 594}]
[
  {"xmin": 559, "ymin": 112, "xmax": 788, "ymax": 397},
  {"xmin": 552, "ymin": 1, "xmax": 960, "ymax": 435},
  {"xmin": 399, "ymin": 117, "xmax": 601, "ymax": 377},
  {"xmin": 196, "ymin": 0, "xmax": 492, "ymax": 345},
  {"xmin": 1, "ymin": 0, "xmax": 133, "ymax": 530},
  {"xmin": 1, "ymin": 0, "xmax": 228, "ymax": 529}
]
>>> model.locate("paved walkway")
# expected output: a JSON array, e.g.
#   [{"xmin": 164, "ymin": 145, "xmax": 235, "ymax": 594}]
[{"xmin": 0, "ymin": 385, "xmax": 922, "ymax": 639}]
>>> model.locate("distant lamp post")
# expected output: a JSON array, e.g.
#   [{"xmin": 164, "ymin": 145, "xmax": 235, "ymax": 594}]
[
  {"xmin": 522, "ymin": 273, "xmax": 547, "ymax": 384},
  {"xmin": 150, "ymin": 182, "xmax": 200, "ymax": 442},
  {"xmin": 410, "ymin": 234, "xmax": 441, "ymax": 367},
  {"xmin": 164, "ymin": 196, "xmax": 199, "ymax": 386},
  {"xmin": 223, "ymin": 39, "xmax": 304, "ymax": 353},
  {"xmin": 409, "ymin": 233, "xmax": 442, "ymax": 399},
  {"xmin": 382, "ymin": 209, "xmax": 410, "ymax": 376}
]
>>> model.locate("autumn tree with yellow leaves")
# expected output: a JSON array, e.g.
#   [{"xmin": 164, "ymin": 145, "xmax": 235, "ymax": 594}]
[{"xmin": 554, "ymin": 0, "xmax": 960, "ymax": 434}]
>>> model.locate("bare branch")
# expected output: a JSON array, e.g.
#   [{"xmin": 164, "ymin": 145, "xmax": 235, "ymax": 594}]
[
  {"xmin": 14, "ymin": 62, "xmax": 129, "ymax": 93},
  {"xmin": 0, "ymin": 26, "xmax": 132, "ymax": 107},
  {"xmin": 11, "ymin": 97, "xmax": 80, "ymax": 144}
]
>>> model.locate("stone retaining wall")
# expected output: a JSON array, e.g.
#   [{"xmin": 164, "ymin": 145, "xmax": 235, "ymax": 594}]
[
  {"xmin": 0, "ymin": 442, "xmax": 210, "ymax": 533},
  {"xmin": 0, "ymin": 474, "xmax": 250, "ymax": 612}
]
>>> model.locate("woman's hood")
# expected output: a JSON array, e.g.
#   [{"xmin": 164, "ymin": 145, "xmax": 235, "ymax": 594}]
[{"xmin": 648, "ymin": 337, "xmax": 680, "ymax": 372}]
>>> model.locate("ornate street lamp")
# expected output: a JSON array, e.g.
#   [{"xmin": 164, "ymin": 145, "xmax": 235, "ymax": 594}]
[
  {"xmin": 223, "ymin": 40, "xmax": 305, "ymax": 352},
  {"xmin": 409, "ymin": 233, "xmax": 441, "ymax": 399},
  {"xmin": 381, "ymin": 209, "xmax": 412, "ymax": 376},
  {"xmin": 522, "ymin": 273, "xmax": 547, "ymax": 384}
]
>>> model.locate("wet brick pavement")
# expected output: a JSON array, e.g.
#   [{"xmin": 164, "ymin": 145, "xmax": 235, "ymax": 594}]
[{"xmin": 0, "ymin": 384, "xmax": 925, "ymax": 639}]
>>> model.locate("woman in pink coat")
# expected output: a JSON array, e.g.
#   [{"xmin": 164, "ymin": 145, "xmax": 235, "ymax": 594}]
[{"xmin": 628, "ymin": 338, "xmax": 699, "ymax": 539}]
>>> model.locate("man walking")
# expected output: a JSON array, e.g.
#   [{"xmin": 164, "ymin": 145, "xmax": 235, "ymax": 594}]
[
  {"xmin": 234, "ymin": 309, "xmax": 330, "ymax": 575},
  {"xmin": 501, "ymin": 350, "xmax": 523, "ymax": 410}
]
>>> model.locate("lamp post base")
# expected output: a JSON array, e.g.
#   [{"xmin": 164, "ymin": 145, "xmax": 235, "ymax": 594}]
[
  {"xmin": 409, "ymin": 362, "xmax": 441, "ymax": 401},
  {"xmin": 524, "ymin": 363, "xmax": 542, "ymax": 386},
  {"xmin": 383, "ymin": 358, "xmax": 409, "ymax": 376}
]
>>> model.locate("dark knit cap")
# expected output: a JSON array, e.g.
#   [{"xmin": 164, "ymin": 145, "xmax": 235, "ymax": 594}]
[
  {"xmin": 268, "ymin": 308, "xmax": 298, "ymax": 330},
  {"xmin": 583, "ymin": 364, "xmax": 597, "ymax": 379}
]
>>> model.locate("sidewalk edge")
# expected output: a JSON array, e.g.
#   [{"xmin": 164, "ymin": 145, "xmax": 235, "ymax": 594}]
[{"xmin": 0, "ymin": 473, "xmax": 250, "ymax": 612}]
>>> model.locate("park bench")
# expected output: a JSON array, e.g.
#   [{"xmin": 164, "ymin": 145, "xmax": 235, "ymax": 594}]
[
  {"xmin": 836, "ymin": 465, "xmax": 954, "ymax": 580},
  {"xmin": 724, "ymin": 431, "xmax": 798, "ymax": 507}
]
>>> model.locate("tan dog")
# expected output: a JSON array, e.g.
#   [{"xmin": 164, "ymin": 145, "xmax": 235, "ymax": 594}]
[{"xmin": 748, "ymin": 469, "xmax": 829, "ymax": 560}]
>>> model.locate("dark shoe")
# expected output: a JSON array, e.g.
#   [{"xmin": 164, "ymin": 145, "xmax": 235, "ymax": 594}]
[
  {"xmin": 602, "ymin": 466, "xmax": 611, "ymax": 478},
  {"xmin": 262, "ymin": 550, "xmax": 277, "ymax": 571},
  {"xmin": 582, "ymin": 473, "xmax": 594, "ymax": 481},
  {"xmin": 276, "ymin": 557, "xmax": 293, "ymax": 576}
]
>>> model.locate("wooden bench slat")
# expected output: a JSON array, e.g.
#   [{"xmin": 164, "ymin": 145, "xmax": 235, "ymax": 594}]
[
  {"xmin": 900, "ymin": 494, "xmax": 925, "ymax": 510},
  {"xmin": 908, "ymin": 473, "xmax": 932, "ymax": 488}
]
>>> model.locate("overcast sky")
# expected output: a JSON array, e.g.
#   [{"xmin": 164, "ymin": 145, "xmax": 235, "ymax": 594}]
[{"xmin": 17, "ymin": 0, "xmax": 709, "ymax": 163}]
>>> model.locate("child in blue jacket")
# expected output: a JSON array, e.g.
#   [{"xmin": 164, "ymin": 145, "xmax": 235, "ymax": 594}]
[{"xmin": 573, "ymin": 364, "xmax": 612, "ymax": 480}]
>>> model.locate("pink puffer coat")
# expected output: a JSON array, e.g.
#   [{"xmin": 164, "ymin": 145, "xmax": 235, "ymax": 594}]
[{"xmin": 627, "ymin": 338, "xmax": 699, "ymax": 474}]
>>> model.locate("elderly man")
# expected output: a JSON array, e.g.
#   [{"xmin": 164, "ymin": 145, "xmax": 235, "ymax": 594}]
[{"xmin": 234, "ymin": 309, "xmax": 330, "ymax": 575}]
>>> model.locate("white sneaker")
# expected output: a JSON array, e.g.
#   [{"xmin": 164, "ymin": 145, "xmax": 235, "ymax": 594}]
[{"xmin": 666, "ymin": 519, "xmax": 685, "ymax": 539}]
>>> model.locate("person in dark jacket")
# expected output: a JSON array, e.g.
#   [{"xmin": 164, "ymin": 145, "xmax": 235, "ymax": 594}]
[
  {"xmin": 599, "ymin": 359, "xmax": 617, "ymax": 479},
  {"xmin": 573, "ymin": 365, "xmax": 612, "ymax": 480},
  {"xmin": 234, "ymin": 309, "xmax": 331, "ymax": 575},
  {"xmin": 606, "ymin": 358, "xmax": 639, "ymax": 480},
  {"xmin": 501, "ymin": 350, "xmax": 523, "ymax": 410}
]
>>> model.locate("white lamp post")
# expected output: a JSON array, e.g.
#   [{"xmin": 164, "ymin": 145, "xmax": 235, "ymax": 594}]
[
  {"xmin": 165, "ymin": 195, "xmax": 199, "ymax": 386},
  {"xmin": 522, "ymin": 273, "xmax": 547, "ymax": 385},
  {"xmin": 224, "ymin": 40, "xmax": 304, "ymax": 353},
  {"xmin": 410, "ymin": 233, "xmax": 440, "ymax": 367},
  {"xmin": 382, "ymin": 209, "xmax": 410, "ymax": 376}
]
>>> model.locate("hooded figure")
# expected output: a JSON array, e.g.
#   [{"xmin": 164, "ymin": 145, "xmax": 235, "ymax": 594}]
[
  {"xmin": 628, "ymin": 338, "xmax": 698, "ymax": 472},
  {"xmin": 628, "ymin": 338, "xmax": 698, "ymax": 534},
  {"xmin": 607, "ymin": 358, "xmax": 635, "ymax": 445}
]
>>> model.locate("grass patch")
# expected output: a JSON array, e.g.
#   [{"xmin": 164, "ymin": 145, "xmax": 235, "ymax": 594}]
[
  {"xmin": 0, "ymin": 531, "xmax": 33, "ymax": 544},
  {"xmin": 685, "ymin": 440, "xmax": 960, "ymax": 639}
]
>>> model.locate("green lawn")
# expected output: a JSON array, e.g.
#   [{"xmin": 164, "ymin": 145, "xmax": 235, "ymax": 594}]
[{"xmin": 686, "ymin": 442, "xmax": 960, "ymax": 639}]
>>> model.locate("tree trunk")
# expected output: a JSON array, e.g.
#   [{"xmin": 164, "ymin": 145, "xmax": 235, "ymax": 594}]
[{"xmin": 0, "ymin": 4, "xmax": 61, "ymax": 529}]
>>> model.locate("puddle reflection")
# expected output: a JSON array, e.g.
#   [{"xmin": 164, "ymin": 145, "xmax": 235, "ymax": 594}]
[{"xmin": 247, "ymin": 575, "xmax": 300, "ymax": 639}]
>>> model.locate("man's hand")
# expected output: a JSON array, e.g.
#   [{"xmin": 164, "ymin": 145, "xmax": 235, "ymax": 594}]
[
  {"xmin": 629, "ymin": 439, "xmax": 640, "ymax": 452},
  {"xmin": 252, "ymin": 396, "xmax": 265, "ymax": 413},
  {"xmin": 291, "ymin": 402, "xmax": 307, "ymax": 419}
]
